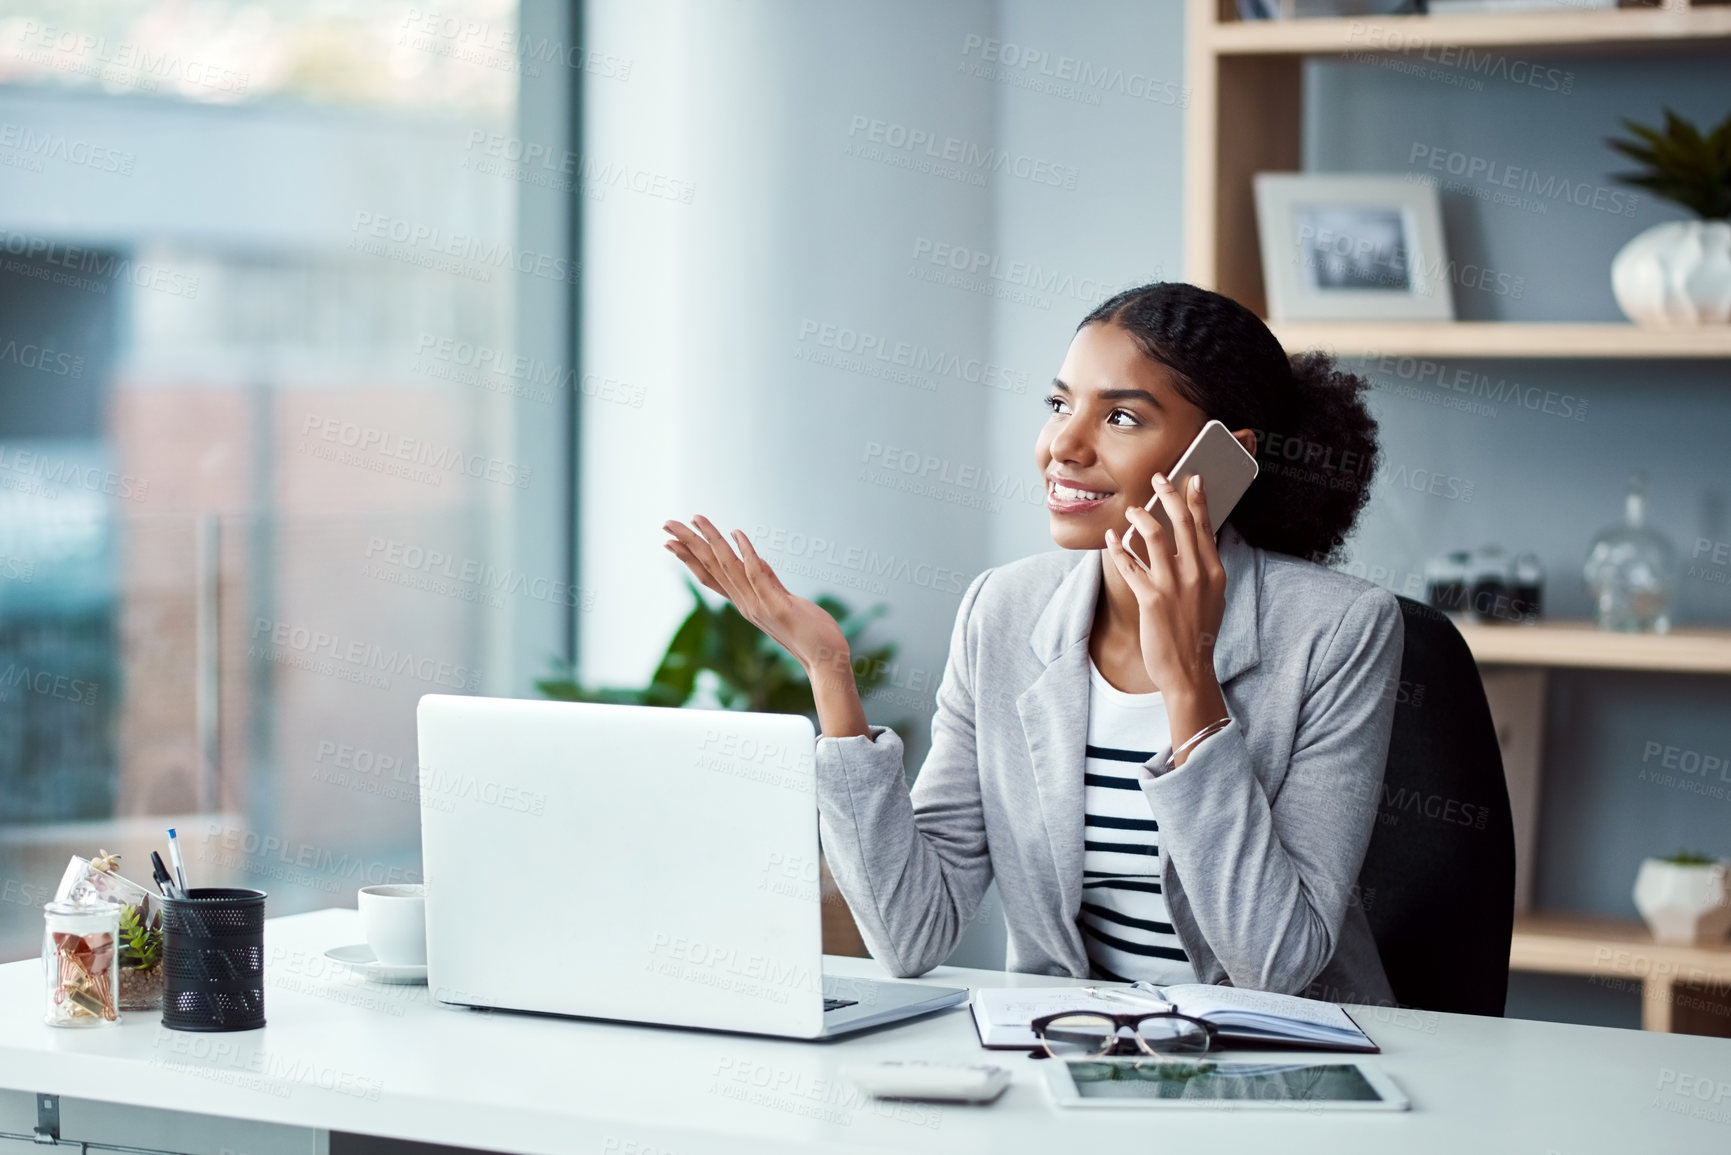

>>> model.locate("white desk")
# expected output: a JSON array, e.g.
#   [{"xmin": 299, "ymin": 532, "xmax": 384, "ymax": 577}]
[{"xmin": 2, "ymin": 909, "xmax": 1729, "ymax": 1154}]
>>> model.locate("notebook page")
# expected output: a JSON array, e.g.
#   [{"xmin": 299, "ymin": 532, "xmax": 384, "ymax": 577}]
[
  {"xmin": 971, "ymin": 988, "xmax": 1144, "ymax": 1046},
  {"xmin": 1160, "ymin": 983, "xmax": 1362, "ymax": 1033}
]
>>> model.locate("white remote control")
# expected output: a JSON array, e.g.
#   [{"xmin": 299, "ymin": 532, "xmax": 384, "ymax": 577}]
[{"xmin": 842, "ymin": 1061, "xmax": 1012, "ymax": 1103}]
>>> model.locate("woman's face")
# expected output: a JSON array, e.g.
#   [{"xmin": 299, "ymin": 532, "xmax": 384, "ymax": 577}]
[{"xmin": 1035, "ymin": 321, "xmax": 1212, "ymax": 551}]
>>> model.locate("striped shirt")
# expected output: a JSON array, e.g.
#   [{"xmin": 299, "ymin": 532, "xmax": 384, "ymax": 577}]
[{"xmin": 1080, "ymin": 658, "xmax": 1197, "ymax": 985}]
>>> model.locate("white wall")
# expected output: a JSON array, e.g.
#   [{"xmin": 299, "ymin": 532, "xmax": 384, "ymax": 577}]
[
  {"xmin": 578, "ymin": 0, "xmax": 999, "ymax": 716},
  {"xmin": 578, "ymin": 0, "xmax": 1190, "ymax": 969}
]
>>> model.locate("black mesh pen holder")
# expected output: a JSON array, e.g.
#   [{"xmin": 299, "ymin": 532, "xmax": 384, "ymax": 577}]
[{"xmin": 161, "ymin": 888, "xmax": 267, "ymax": 1032}]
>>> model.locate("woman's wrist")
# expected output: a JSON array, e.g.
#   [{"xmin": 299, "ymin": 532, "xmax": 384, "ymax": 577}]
[
  {"xmin": 1164, "ymin": 679, "xmax": 1230, "ymax": 768},
  {"xmin": 802, "ymin": 643, "xmax": 871, "ymax": 740}
]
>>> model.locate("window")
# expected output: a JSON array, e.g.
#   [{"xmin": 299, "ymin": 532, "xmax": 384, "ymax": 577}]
[{"xmin": 0, "ymin": 0, "xmax": 573, "ymax": 957}]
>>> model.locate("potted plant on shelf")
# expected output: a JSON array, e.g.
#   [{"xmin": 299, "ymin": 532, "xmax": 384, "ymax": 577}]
[
  {"xmin": 1632, "ymin": 849, "xmax": 1731, "ymax": 946},
  {"xmin": 1606, "ymin": 108, "xmax": 1731, "ymax": 327}
]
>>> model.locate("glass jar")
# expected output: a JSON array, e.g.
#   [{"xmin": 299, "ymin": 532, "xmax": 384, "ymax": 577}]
[
  {"xmin": 1468, "ymin": 545, "xmax": 1511, "ymax": 624},
  {"xmin": 1510, "ymin": 552, "xmax": 1544, "ymax": 625},
  {"xmin": 1424, "ymin": 551, "xmax": 1471, "ymax": 616},
  {"xmin": 1583, "ymin": 472, "xmax": 1676, "ymax": 633},
  {"xmin": 44, "ymin": 901, "xmax": 121, "ymax": 1027}
]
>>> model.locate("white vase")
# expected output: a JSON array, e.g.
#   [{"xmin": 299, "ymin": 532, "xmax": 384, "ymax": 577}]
[
  {"xmin": 1610, "ymin": 220, "xmax": 1731, "ymax": 328},
  {"xmin": 1632, "ymin": 858, "xmax": 1731, "ymax": 945}
]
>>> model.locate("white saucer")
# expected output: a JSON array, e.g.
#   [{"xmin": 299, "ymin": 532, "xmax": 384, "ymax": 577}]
[{"xmin": 323, "ymin": 944, "xmax": 428, "ymax": 985}]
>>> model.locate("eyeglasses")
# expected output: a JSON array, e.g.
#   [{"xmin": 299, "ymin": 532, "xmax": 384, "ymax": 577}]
[{"xmin": 1028, "ymin": 1010, "xmax": 1216, "ymax": 1061}]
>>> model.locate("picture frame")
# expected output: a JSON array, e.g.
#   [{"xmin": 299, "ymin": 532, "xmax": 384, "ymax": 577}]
[{"xmin": 1253, "ymin": 173, "xmax": 1453, "ymax": 322}]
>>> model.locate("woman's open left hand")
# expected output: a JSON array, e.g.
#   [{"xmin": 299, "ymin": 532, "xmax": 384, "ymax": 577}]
[
  {"xmin": 1102, "ymin": 472, "xmax": 1228, "ymax": 705},
  {"xmin": 662, "ymin": 516, "xmax": 849, "ymax": 678}
]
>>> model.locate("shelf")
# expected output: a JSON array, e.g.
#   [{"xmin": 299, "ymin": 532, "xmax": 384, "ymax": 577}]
[
  {"xmin": 1459, "ymin": 621, "xmax": 1731, "ymax": 673},
  {"xmin": 1511, "ymin": 913, "xmax": 1731, "ymax": 1032},
  {"xmin": 1269, "ymin": 321, "xmax": 1731, "ymax": 359},
  {"xmin": 1512, "ymin": 913, "xmax": 1731, "ymax": 982},
  {"xmin": 1207, "ymin": 6, "xmax": 1731, "ymax": 57}
]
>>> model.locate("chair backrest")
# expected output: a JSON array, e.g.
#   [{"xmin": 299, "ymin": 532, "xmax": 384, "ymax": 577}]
[{"xmin": 1357, "ymin": 597, "xmax": 1515, "ymax": 1017}]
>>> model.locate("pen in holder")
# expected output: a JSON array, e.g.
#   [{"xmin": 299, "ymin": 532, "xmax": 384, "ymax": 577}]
[{"xmin": 160, "ymin": 888, "xmax": 267, "ymax": 1032}]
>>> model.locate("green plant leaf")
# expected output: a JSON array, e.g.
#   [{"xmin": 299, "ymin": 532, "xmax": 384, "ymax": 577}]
[
  {"xmin": 1606, "ymin": 109, "xmax": 1731, "ymax": 219},
  {"xmin": 536, "ymin": 587, "xmax": 904, "ymax": 727}
]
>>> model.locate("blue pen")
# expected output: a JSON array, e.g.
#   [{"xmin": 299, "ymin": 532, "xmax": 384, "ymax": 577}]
[{"xmin": 167, "ymin": 828, "xmax": 189, "ymax": 894}]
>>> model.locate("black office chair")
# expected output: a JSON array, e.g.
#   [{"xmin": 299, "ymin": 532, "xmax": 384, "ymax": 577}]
[{"xmin": 1355, "ymin": 596, "xmax": 1516, "ymax": 1017}]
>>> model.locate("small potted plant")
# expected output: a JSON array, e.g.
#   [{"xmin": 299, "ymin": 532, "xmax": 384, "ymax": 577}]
[
  {"xmin": 74, "ymin": 851, "xmax": 165, "ymax": 1011},
  {"xmin": 1606, "ymin": 108, "xmax": 1731, "ymax": 327},
  {"xmin": 1633, "ymin": 849, "xmax": 1731, "ymax": 946}
]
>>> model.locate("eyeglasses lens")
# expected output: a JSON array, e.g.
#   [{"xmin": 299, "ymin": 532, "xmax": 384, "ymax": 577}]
[{"xmin": 1039, "ymin": 1014, "xmax": 1119, "ymax": 1059}]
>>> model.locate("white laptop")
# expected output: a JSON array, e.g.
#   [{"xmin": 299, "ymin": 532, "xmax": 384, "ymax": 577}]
[{"xmin": 416, "ymin": 694, "xmax": 969, "ymax": 1038}]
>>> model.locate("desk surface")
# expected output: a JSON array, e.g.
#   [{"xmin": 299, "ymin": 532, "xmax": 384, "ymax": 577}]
[{"xmin": 3, "ymin": 909, "xmax": 1730, "ymax": 1154}]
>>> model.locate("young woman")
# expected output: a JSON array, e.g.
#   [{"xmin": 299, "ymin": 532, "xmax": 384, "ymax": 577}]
[{"xmin": 663, "ymin": 282, "xmax": 1401, "ymax": 1004}]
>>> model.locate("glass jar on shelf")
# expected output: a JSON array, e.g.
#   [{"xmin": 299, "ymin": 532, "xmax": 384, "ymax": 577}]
[
  {"xmin": 43, "ymin": 901, "xmax": 121, "ymax": 1027},
  {"xmin": 1510, "ymin": 552, "xmax": 1544, "ymax": 625},
  {"xmin": 1424, "ymin": 551, "xmax": 1471, "ymax": 616},
  {"xmin": 1583, "ymin": 472, "xmax": 1676, "ymax": 633}
]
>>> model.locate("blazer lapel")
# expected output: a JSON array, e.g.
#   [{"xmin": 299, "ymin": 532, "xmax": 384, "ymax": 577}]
[
  {"xmin": 1015, "ymin": 527, "xmax": 1263, "ymax": 975},
  {"xmin": 1018, "ymin": 551, "xmax": 1098, "ymax": 969}
]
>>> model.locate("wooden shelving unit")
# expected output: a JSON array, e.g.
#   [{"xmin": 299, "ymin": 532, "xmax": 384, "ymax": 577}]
[
  {"xmin": 1511, "ymin": 914, "xmax": 1731, "ymax": 1033},
  {"xmin": 1185, "ymin": 1, "xmax": 1731, "ymax": 1032},
  {"xmin": 1205, "ymin": 3, "xmax": 1731, "ymax": 57},
  {"xmin": 1268, "ymin": 321, "xmax": 1731, "ymax": 360},
  {"xmin": 1184, "ymin": 0, "xmax": 1731, "ymax": 339}
]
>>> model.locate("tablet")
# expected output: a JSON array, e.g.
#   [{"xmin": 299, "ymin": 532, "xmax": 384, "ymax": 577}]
[{"xmin": 1041, "ymin": 1059, "xmax": 1409, "ymax": 1111}]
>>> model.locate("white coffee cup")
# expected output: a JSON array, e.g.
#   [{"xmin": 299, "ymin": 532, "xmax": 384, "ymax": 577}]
[{"xmin": 358, "ymin": 884, "xmax": 426, "ymax": 966}]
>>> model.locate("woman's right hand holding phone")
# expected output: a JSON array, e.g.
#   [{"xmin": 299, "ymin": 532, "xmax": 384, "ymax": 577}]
[{"xmin": 662, "ymin": 516, "xmax": 870, "ymax": 738}]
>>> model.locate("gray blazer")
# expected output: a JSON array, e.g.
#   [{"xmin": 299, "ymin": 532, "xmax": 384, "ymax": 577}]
[{"xmin": 814, "ymin": 523, "xmax": 1403, "ymax": 1006}]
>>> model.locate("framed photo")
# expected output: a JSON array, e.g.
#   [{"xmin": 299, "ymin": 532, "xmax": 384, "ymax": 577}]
[{"xmin": 1253, "ymin": 173, "xmax": 1452, "ymax": 322}]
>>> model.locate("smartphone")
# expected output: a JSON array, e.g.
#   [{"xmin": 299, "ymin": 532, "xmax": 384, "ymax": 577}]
[{"xmin": 1121, "ymin": 419, "xmax": 1260, "ymax": 565}]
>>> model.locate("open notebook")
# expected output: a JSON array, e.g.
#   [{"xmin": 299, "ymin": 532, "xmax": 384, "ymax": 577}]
[{"xmin": 972, "ymin": 983, "xmax": 1379, "ymax": 1053}]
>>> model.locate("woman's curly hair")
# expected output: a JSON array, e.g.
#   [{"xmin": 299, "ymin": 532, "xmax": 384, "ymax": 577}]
[{"xmin": 1079, "ymin": 282, "xmax": 1379, "ymax": 565}]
